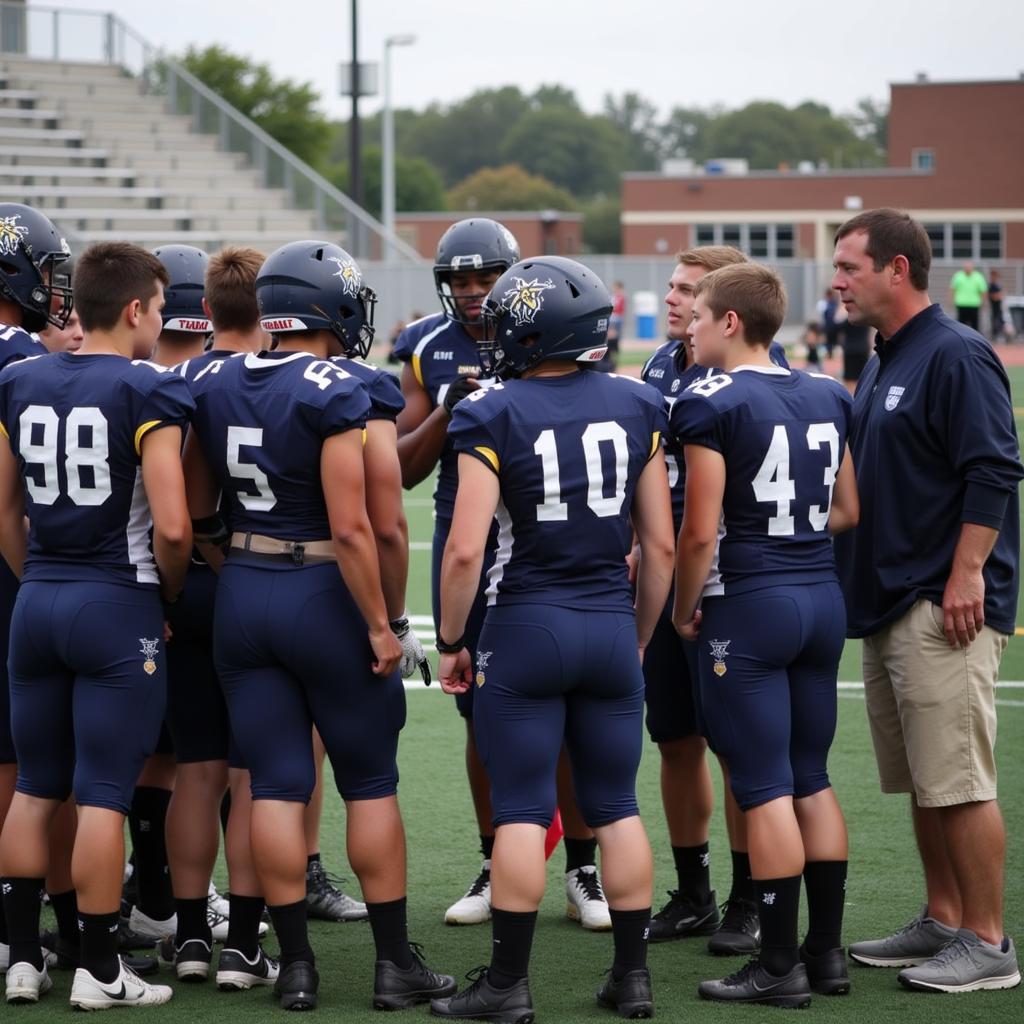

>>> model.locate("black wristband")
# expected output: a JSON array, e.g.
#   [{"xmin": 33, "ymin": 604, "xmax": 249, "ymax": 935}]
[{"xmin": 435, "ymin": 634, "xmax": 465, "ymax": 654}]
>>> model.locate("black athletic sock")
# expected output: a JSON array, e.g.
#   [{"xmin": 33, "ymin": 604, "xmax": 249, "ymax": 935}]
[
  {"xmin": 0, "ymin": 898, "xmax": 7, "ymax": 944},
  {"xmin": 489, "ymin": 908, "xmax": 537, "ymax": 989},
  {"xmin": 366, "ymin": 898, "xmax": 413, "ymax": 969},
  {"xmin": 226, "ymin": 894, "xmax": 265, "ymax": 959},
  {"xmin": 267, "ymin": 899, "xmax": 314, "ymax": 968},
  {"xmin": 49, "ymin": 889, "xmax": 79, "ymax": 947},
  {"xmin": 480, "ymin": 834, "xmax": 495, "ymax": 861},
  {"xmin": 610, "ymin": 907, "xmax": 651, "ymax": 980},
  {"xmin": 802, "ymin": 860, "xmax": 848, "ymax": 955},
  {"xmin": 564, "ymin": 836, "xmax": 598, "ymax": 874},
  {"xmin": 79, "ymin": 911, "xmax": 120, "ymax": 983},
  {"xmin": 219, "ymin": 790, "xmax": 232, "ymax": 838},
  {"xmin": 2, "ymin": 877, "xmax": 44, "ymax": 970},
  {"xmin": 729, "ymin": 850, "xmax": 755, "ymax": 903},
  {"xmin": 672, "ymin": 843, "xmax": 711, "ymax": 902},
  {"xmin": 755, "ymin": 876, "xmax": 801, "ymax": 976},
  {"xmin": 174, "ymin": 897, "xmax": 211, "ymax": 946},
  {"xmin": 128, "ymin": 786, "xmax": 174, "ymax": 920}
]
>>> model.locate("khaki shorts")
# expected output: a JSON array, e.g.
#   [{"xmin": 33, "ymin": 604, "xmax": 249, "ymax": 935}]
[{"xmin": 861, "ymin": 598, "xmax": 1007, "ymax": 807}]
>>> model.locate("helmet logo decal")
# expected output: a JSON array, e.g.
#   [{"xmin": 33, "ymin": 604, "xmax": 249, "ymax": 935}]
[
  {"xmin": 502, "ymin": 276, "xmax": 556, "ymax": 327},
  {"xmin": 0, "ymin": 215, "xmax": 29, "ymax": 258},
  {"xmin": 327, "ymin": 255, "xmax": 362, "ymax": 297}
]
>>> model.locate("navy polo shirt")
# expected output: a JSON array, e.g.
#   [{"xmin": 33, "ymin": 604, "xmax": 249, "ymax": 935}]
[{"xmin": 835, "ymin": 304, "xmax": 1023, "ymax": 638}]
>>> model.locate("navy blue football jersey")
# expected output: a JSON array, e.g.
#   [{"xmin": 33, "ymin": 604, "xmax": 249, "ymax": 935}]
[
  {"xmin": 188, "ymin": 351, "xmax": 371, "ymax": 544},
  {"xmin": 643, "ymin": 340, "xmax": 790, "ymax": 531},
  {"xmin": 175, "ymin": 348, "xmax": 238, "ymax": 387},
  {"xmin": 449, "ymin": 371, "xmax": 668, "ymax": 611},
  {"xmin": 332, "ymin": 357, "xmax": 404, "ymax": 422},
  {"xmin": 393, "ymin": 313, "xmax": 490, "ymax": 519},
  {"xmin": 0, "ymin": 353, "xmax": 194, "ymax": 586},
  {"xmin": 670, "ymin": 366, "xmax": 852, "ymax": 595},
  {"xmin": 0, "ymin": 321, "xmax": 47, "ymax": 370}
]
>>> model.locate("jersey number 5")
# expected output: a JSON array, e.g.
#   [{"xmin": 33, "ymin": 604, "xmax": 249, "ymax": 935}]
[
  {"xmin": 533, "ymin": 422, "xmax": 629, "ymax": 521},
  {"xmin": 752, "ymin": 422, "xmax": 839, "ymax": 536},
  {"xmin": 19, "ymin": 405, "xmax": 112, "ymax": 506}
]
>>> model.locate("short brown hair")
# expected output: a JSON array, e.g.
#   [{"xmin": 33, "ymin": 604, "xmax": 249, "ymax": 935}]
[
  {"xmin": 676, "ymin": 245, "xmax": 748, "ymax": 273},
  {"xmin": 834, "ymin": 208, "xmax": 931, "ymax": 291},
  {"xmin": 73, "ymin": 242, "xmax": 168, "ymax": 332},
  {"xmin": 694, "ymin": 263, "xmax": 787, "ymax": 346},
  {"xmin": 205, "ymin": 246, "xmax": 264, "ymax": 332}
]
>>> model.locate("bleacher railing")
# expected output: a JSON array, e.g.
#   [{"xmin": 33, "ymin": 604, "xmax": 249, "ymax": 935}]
[{"xmin": 0, "ymin": 1, "xmax": 423, "ymax": 261}]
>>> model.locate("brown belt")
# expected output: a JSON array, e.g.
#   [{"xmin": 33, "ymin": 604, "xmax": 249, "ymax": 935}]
[{"xmin": 229, "ymin": 532, "xmax": 335, "ymax": 566}]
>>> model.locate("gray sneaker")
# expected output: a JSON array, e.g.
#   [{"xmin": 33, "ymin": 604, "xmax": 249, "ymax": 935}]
[
  {"xmin": 849, "ymin": 907, "xmax": 957, "ymax": 967},
  {"xmin": 898, "ymin": 930, "xmax": 1021, "ymax": 993}
]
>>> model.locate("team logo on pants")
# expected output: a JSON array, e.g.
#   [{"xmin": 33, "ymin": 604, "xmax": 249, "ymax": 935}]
[
  {"xmin": 138, "ymin": 637, "xmax": 160, "ymax": 676},
  {"xmin": 476, "ymin": 650, "xmax": 492, "ymax": 687},
  {"xmin": 708, "ymin": 638, "xmax": 731, "ymax": 677}
]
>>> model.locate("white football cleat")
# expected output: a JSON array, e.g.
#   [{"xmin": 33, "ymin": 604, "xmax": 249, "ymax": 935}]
[
  {"xmin": 70, "ymin": 958, "xmax": 173, "ymax": 1010},
  {"xmin": 6, "ymin": 961, "xmax": 53, "ymax": 1004},
  {"xmin": 444, "ymin": 861, "xmax": 492, "ymax": 926},
  {"xmin": 127, "ymin": 906, "xmax": 176, "ymax": 941},
  {"xmin": 566, "ymin": 866, "xmax": 612, "ymax": 931}
]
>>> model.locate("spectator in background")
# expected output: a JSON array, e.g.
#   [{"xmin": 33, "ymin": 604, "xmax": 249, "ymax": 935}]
[
  {"xmin": 599, "ymin": 282, "xmax": 626, "ymax": 372},
  {"xmin": 802, "ymin": 322, "xmax": 823, "ymax": 369},
  {"xmin": 988, "ymin": 270, "xmax": 1006, "ymax": 342},
  {"xmin": 949, "ymin": 260, "xmax": 988, "ymax": 331},
  {"xmin": 817, "ymin": 289, "xmax": 841, "ymax": 357}
]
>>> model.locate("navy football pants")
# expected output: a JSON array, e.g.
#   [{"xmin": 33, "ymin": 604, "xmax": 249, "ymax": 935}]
[
  {"xmin": 697, "ymin": 581, "xmax": 845, "ymax": 811},
  {"xmin": 642, "ymin": 601, "xmax": 703, "ymax": 743},
  {"xmin": 473, "ymin": 604, "xmax": 645, "ymax": 829},
  {"xmin": 9, "ymin": 580, "xmax": 167, "ymax": 813},
  {"xmin": 214, "ymin": 561, "xmax": 406, "ymax": 804}
]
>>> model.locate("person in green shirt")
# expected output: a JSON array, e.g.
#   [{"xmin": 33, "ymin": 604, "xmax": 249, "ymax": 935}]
[{"xmin": 950, "ymin": 261, "xmax": 989, "ymax": 331}]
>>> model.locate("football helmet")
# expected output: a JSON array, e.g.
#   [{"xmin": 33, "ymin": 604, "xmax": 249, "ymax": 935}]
[
  {"xmin": 254, "ymin": 240, "xmax": 376, "ymax": 358},
  {"xmin": 481, "ymin": 256, "xmax": 612, "ymax": 378},
  {"xmin": 433, "ymin": 218, "xmax": 520, "ymax": 325},
  {"xmin": 0, "ymin": 202, "xmax": 72, "ymax": 333},
  {"xmin": 153, "ymin": 244, "xmax": 210, "ymax": 332}
]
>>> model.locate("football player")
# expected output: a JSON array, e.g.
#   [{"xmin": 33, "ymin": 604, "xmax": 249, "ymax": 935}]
[
  {"xmin": 123, "ymin": 245, "xmax": 215, "ymax": 947},
  {"xmin": 433, "ymin": 257, "xmax": 675, "ymax": 1021},
  {"xmin": 182, "ymin": 241, "xmax": 453, "ymax": 1011},
  {"xmin": 157, "ymin": 246, "xmax": 272, "ymax": 984},
  {"xmin": 640, "ymin": 246, "xmax": 787, "ymax": 954},
  {"xmin": 395, "ymin": 220, "xmax": 610, "ymax": 930},
  {"xmin": 671, "ymin": 263, "xmax": 858, "ymax": 1008},
  {"xmin": 0, "ymin": 203, "xmax": 70, "ymax": 978},
  {"xmin": 0, "ymin": 241, "xmax": 194, "ymax": 1008}
]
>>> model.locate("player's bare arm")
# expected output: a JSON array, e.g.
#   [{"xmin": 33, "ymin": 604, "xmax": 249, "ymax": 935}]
[
  {"xmin": 363, "ymin": 418, "xmax": 409, "ymax": 621},
  {"xmin": 631, "ymin": 449, "xmax": 675, "ymax": 660},
  {"xmin": 827, "ymin": 445, "xmax": 859, "ymax": 536},
  {"xmin": 0, "ymin": 428, "xmax": 27, "ymax": 577}
]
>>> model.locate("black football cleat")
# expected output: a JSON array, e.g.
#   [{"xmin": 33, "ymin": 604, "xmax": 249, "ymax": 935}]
[
  {"xmin": 707, "ymin": 898, "xmax": 760, "ymax": 956},
  {"xmin": 596, "ymin": 967, "xmax": 654, "ymax": 1019},
  {"xmin": 430, "ymin": 967, "xmax": 534, "ymax": 1023},
  {"xmin": 698, "ymin": 959, "xmax": 812, "ymax": 1008},
  {"xmin": 274, "ymin": 960, "xmax": 319, "ymax": 1012},
  {"xmin": 373, "ymin": 943, "xmax": 456, "ymax": 1009},
  {"xmin": 799, "ymin": 946, "xmax": 850, "ymax": 995},
  {"xmin": 648, "ymin": 890, "xmax": 719, "ymax": 943}
]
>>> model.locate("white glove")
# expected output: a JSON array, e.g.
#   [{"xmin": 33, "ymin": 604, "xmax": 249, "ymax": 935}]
[{"xmin": 390, "ymin": 614, "xmax": 432, "ymax": 685}]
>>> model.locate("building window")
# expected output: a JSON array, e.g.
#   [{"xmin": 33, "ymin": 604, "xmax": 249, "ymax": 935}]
[
  {"xmin": 924, "ymin": 222, "xmax": 1003, "ymax": 260},
  {"xmin": 912, "ymin": 148, "xmax": 935, "ymax": 171},
  {"xmin": 692, "ymin": 224, "xmax": 797, "ymax": 259}
]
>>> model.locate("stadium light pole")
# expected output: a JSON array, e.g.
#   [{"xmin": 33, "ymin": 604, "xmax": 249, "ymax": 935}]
[{"xmin": 382, "ymin": 33, "xmax": 416, "ymax": 262}]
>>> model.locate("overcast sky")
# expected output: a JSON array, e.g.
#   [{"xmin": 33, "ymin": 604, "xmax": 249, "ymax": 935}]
[{"xmin": 45, "ymin": 0, "xmax": 1024, "ymax": 119}]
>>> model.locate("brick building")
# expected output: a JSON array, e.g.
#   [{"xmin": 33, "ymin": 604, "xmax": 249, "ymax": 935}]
[
  {"xmin": 621, "ymin": 78, "xmax": 1024, "ymax": 262},
  {"xmin": 393, "ymin": 211, "xmax": 583, "ymax": 261}
]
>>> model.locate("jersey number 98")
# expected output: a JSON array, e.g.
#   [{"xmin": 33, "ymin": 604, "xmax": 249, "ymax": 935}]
[{"xmin": 19, "ymin": 405, "xmax": 112, "ymax": 507}]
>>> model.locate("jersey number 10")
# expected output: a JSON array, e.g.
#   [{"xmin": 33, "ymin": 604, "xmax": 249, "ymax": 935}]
[{"xmin": 533, "ymin": 421, "xmax": 629, "ymax": 521}]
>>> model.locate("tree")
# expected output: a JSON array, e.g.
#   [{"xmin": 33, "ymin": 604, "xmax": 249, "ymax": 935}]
[
  {"xmin": 604, "ymin": 92, "xmax": 660, "ymax": 170},
  {"xmin": 846, "ymin": 97, "xmax": 889, "ymax": 155},
  {"xmin": 446, "ymin": 165, "xmax": 576, "ymax": 212},
  {"xmin": 581, "ymin": 195, "xmax": 621, "ymax": 253},
  {"xmin": 327, "ymin": 146, "xmax": 446, "ymax": 219},
  {"xmin": 178, "ymin": 45, "xmax": 330, "ymax": 167}
]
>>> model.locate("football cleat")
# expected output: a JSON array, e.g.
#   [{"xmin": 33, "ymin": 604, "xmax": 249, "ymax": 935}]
[
  {"xmin": 799, "ymin": 945, "xmax": 850, "ymax": 996},
  {"xmin": 69, "ymin": 958, "xmax": 173, "ymax": 1010},
  {"xmin": 707, "ymin": 897, "xmax": 760, "ymax": 956},
  {"xmin": 273, "ymin": 959, "xmax": 319, "ymax": 1011},
  {"xmin": 373, "ymin": 942, "xmax": 456, "ymax": 1010},
  {"xmin": 208, "ymin": 883, "xmax": 231, "ymax": 920},
  {"xmin": 157, "ymin": 936, "xmax": 212, "ymax": 981},
  {"xmin": 216, "ymin": 946, "xmax": 280, "ymax": 991},
  {"xmin": 649, "ymin": 889, "xmax": 720, "ymax": 943},
  {"xmin": 445, "ymin": 861, "xmax": 492, "ymax": 926},
  {"xmin": 305, "ymin": 860, "xmax": 368, "ymax": 922},
  {"xmin": 1, "ymin": 941, "xmax": 57, "ymax": 972},
  {"xmin": 128, "ymin": 906, "xmax": 176, "ymax": 941},
  {"xmin": 566, "ymin": 866, "xmax": 612, "ymax": 931},
  {"xmin": 429, "ymin": 966, "xmax": 534, "ymax": 1023},
  {"xmin": 596, "ymin": 967, "xmax": 654, "ymax": 1019},
  {"xmin": 698, "ymin": 959, "xmax": 811, "ymax": 1009},
  {"xmin": 5, "ymin": 961, "xmax": 53, "ymax": 1004}
]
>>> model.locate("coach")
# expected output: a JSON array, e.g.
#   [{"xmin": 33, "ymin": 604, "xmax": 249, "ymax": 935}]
[{"xmin": 831, "ymin": 208, "xmax": 1023, "ymax": 995}]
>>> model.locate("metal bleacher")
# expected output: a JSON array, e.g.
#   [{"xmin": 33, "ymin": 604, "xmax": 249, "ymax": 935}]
[{"xmin": 0, "ymin": 4, "xmax": 420, "ymax": 260}]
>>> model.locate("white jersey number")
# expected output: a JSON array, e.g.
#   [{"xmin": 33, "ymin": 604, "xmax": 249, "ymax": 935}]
[
  {"xmin": 226, "ymin": 426, "xmax": 277, "ymax": 511},
  {"xmin": 19, "ymin": 405, "xmax": 112, "ymax": 507},
  {"xmin": 533, "ymin": 421, "xmax": 629, "ymax": 521},
  {"xmin": 752, "ymin": 422, "xmax": 840, "ymax": 536}
]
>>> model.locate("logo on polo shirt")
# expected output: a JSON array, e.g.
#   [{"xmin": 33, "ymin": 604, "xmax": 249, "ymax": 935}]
[{"xmin": 884, "ymin": 386, "xmax": 905, "ymax": 411}]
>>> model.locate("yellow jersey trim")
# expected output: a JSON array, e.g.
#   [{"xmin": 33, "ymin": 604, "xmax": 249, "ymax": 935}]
[
  {"xmin": 648, "ymin": 430, "xmax": 661, "ymax": 460},
  {"xmin": 412, "ymin": 354, "xmax": 424, "ymax": 387},
  {"xmin": 474, "ymin": 446, "xmax": 500, "ymax": 473},
  {"xmin": 0, "ymin": 420, "xmax": 7, "ymax": 440},
  {"xmin": 134, "ymin": 419, "xmax": 162, "ymax": 455}
]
